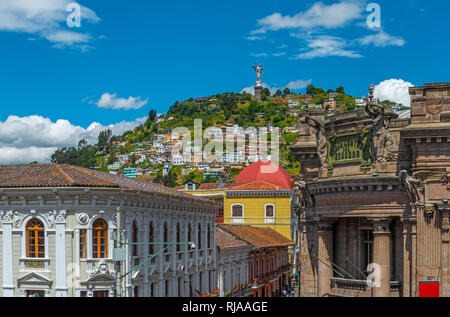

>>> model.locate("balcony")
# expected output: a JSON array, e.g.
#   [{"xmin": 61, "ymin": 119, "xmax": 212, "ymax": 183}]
[{"xmin": 330, "ymin": 278, "xmax": 402, "ymax": 297}]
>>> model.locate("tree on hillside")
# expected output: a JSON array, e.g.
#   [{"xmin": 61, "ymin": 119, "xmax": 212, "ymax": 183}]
[
  {"xmin": 283, "ymin": 88, "xmax": 291, "ymax": 95},
  {"xmin": 220, "ymin": 94, "xmax": 238, "ymax": 118},
  {"xmin": 148, "ymin": 109, "xmax": 157, "ymax": 122},
  {"xmin": 306, "ymin": 84, "xmax": 315, "ymax": 95},
  {"xmin": 262, "ymin": 88, "xmax": 271, "ymax": 101},
  {"xmin": 315, "ymin": 87, "xmax": 325, "ymax": 95},
  {"xmin": 98, "ymin": 129, "xmax": 112, "ymax": 153},
  {"xmin": 336, "ymin": 86, "xmax": 345, "ymax": 94},
  {"xmin": 274, "ymin": 89, "xmax": 282, "ymax": 97}
]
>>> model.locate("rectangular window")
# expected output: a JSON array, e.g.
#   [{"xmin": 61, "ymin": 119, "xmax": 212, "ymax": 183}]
[
  {"xmin": 80, "ymin": 229, "xmax": 87, "ymax": 259},
  {"xmin": 26, "ymin": 290, "xmax": 45, "ymax": 297},
  {"xmin": 93, "ymin": 290, "xmax": 109, "ymax": 297},
  {"xmin": 362, "ymin": 230, "xmax": 373, "ymax": 276}
]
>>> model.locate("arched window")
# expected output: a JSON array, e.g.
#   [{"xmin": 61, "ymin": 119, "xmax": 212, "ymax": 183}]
[
  {"xmin": 176, "ymin": 223, "xmax": 182, "ymax": 252},
  {"xmin": 132, "ymin": 220, "xmax": 138, "ymax": 257},
  {"xmin": 188, "ymin": 223, "xmax": 192, "ymax": 249},
  {"xmin": 198, "ymin": 224, "xmax": 202, "ymax": 250},
  {"xmin": 207, "ymin": 225, "xmax": 211, "ymax": 249},
  {"xmin": 149, "ymin": 222, "xmax": 154, "ymax": 254},
  {"xmin": 92, "ymin": 218, "xmax": 108, "ymax": 258},
  {"xmin": 163, "ymin": 222, "xmax": 168, "ymax": 253},
  {"xmin": 26, "ymin": 218, "xmax": 45, "ymax": 258}
]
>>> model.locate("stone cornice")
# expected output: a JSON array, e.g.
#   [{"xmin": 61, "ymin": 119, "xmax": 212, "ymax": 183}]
[
  {"xmin": 0, "ymin": 187, "xmax": 218, "ymax": 216},
  {"xmin": 307, "ymin": 176, "xmax": 400, "ymax": 195},
  {"xmin": 226, "ymin": 190, "xmax": 292, "ymax": 198}
]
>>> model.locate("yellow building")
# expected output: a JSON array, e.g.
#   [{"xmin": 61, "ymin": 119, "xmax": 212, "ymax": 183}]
[{"xmin": 179, "ymin": 161, "xmax": 294, "ymax": 239}]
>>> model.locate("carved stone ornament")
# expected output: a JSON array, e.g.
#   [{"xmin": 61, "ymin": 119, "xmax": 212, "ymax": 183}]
[
  {"xmin": 43, "ymin": 211, "xmax": 55, "ymax": 228},
  {"xmin": 112, "ymin": 214, "xmax": 118, "ymax": 225},
  {"xmin": 1, "ymin": 210, "xmax": 13, "ymax": 222},
  {"xmin": 442, "ymin": 216, "xmax": 450, "ymax": 232},
  {"xmin": 55, "ymin": 210, "xmax": 67, "ymax": 223},
  {"xmin": 14, "ymin": 211, "xmax": 25, "ymax": 228},
  {"xmin": 424, "ymin": 205, "xmax": 436, "ymax": 219},
  {"xmin": 304, "ymin": 114, "xmax": 328, "ymax": 170},
  {"xmin": 77, "ymin": 213, "xmax": 90, "ymax": 225},
  {"xmin": 399, "ymin": 170, "xmax": 423, "ymax": 205},
  {"xmin": 89, "ymin": 259, "xmax": 112, "ymax": 279},
  {"xmin": 293, "ymin": 176, "xmax": 314, "ymax": 209}
]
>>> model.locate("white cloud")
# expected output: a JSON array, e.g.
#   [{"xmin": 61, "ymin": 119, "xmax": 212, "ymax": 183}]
[
  {"xmin": 374, "ymin": 79, "xmax": 414, "ymax": 107},
  {"xmin": 245, "ymin": 35, "xmax": 266, "ymax": 41},
  {"xmin": 242, "ymin": 79, "xmax": 312, "ymax": 95},
  {"xmin": 0, "ymin": 0, "xmax": 100, "ymax": 49},
  {"xmin": 357, "ymin": 30, "xmax": 405, "ymax": 47},
  {"xmin": 272, "ymin": 51, "xmax": 286, "ymax": 57},
  {"xmin": 287, "ymin": 79, "xmax": 313, "ymax": 90},
  {"xmin": 249, "ymin": 52, "xmax": 268, "ymax": 58},
  {"xmin": 293, "ymin": 35, "xmax": 362, "ymax": 59},
  {"xmin": 0, "ymin": 115, "xmax": 146, "ymax": 164},
  {"xmin": 251, "ymin": 1, "xmax": 363, "ymax": 34},
  {"xmin": 246, "ymin": 1, "xmax": 406, "ymax": 60},
  {"xmin": 94, "ymin": 93, "xmax": 149, "ymax": 110}
]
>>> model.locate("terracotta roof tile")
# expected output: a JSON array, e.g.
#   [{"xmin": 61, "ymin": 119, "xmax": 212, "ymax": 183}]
[
  {"xmin": 0, "ymin": 163, "xmax": 215, "ymax": 203},
  {"xmin": 216, "ymin": 227, "xmax": 249, "ymax": 249},
  {"xmin": 218, "ymin": 224, "xmax": 294, "ymax": 249}
]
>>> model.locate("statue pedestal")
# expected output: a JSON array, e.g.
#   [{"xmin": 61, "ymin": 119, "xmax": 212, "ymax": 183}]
[{"xmin": 254, "ymin": 85, "xmax": 262, "ymax": 102}]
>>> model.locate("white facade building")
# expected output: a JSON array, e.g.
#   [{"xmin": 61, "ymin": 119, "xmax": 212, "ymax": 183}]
[
  {"xmin": 216, "ymin": 227, "xmax": 251, "ymax": 297},
  {"xmin": 0, "ymin": 163, "xmax": 219, "ymax": 297}
]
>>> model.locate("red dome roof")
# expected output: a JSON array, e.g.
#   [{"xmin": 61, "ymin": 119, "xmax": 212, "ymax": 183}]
[{"xmin": 234, "ymin": 160, "xmax": 293, "ymax": 189}]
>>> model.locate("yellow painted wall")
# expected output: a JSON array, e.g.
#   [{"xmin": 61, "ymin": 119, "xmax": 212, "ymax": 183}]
[
  {"xmin": 224, "ymin": 195, "xmax": 292, "ymax": 239},
  {"xmin": 182, "ymin": 188, "xmax": 293, "ymax": 239}
]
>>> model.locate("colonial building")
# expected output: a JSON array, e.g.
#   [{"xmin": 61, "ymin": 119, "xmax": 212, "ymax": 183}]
[
  {"xmin": 0, "ymin": 163, "xmax": 219, "ymax": 297},
  {"xmin": 180, "ymin": 161, "xmax": 295, "ymax": 240},
  {"xmin": 290, "ymin": 82, "xmax": 450, "ymax": 297},
  {"xmin": 216, "ymin": 226, "xmax": 251, "ymax": 297},
  {"xmin": 219, "ymin": 224, "xmax": 294, "ymax": 297}
]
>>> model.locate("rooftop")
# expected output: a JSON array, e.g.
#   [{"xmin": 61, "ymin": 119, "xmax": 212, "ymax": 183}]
[
  {"xmin": 0, "ymin": 163, "xmax": 212, "ymax": 202},
  {"xmin": 234, "ymin": 160, "xmax": 293, "ymax": 190},
  {"xmin": 216, "ymin": 227, "xmax": 250, "ymax": 249},
  {"xmin": 218, "ymin": 224, "xmax": 294, "ymax": 249}
]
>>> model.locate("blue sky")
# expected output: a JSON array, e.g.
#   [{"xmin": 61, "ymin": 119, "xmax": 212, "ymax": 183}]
[{"xmin": 0, "ymin": 0, "xmax": 449, "ymax": 163}]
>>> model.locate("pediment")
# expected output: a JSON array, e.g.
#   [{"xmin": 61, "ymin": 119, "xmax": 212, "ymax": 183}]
[
  {"xmin": 18, "ymin": 272, "xmax": 52, "ymax": 287},
  {"xmin": 86, "ymin": 272, "xmax": 116, "ymax": 283}
]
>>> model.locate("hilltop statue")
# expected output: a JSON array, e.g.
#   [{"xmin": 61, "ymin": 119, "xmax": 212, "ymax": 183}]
[{"xmin": 253, "ymin": 64, "xmax": 263, "ymax": 87}]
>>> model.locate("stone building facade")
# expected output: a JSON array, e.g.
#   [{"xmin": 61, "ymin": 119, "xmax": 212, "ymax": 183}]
[
  {"xmin": 291, "ymin": 82, "xmax": 450, "ymax": 297},
  {"xmin": 0, "ymin": 164, "xmax": 219, "ymax": 297}
]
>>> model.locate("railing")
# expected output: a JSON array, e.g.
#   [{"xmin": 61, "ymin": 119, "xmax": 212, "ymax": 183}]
[
  {"xmin": 390, "ymin": 281, "xmax": 402, "ymax": 297},
  {"xmin": 330, "ymin": 278, "xmax": 402, "ymax": 297}
]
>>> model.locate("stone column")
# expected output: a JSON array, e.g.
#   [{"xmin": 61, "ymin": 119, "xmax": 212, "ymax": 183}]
[
  {"xmin": 1, "ymin": 211, "xmax": 14, "ymax": 297},
  {"xmin": 317, "ymin": 220, "xmax": 334, "ymax": 297},
  {"xmin": 371, "ymin": 218, "xmax": 391, "ymax": 297},
  {"xmin": 55, "ymin": 210, "xmax": 67, "ymax": 296}
]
